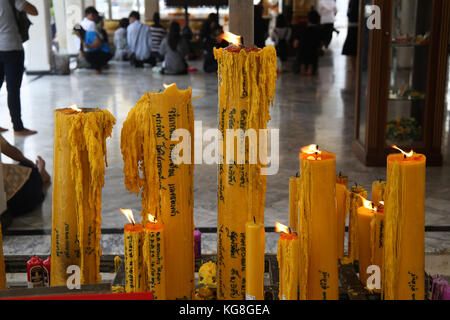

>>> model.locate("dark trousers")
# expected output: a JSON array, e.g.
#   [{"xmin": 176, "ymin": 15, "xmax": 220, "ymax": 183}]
[
  {"xmin": 321, "ymin": 23, "xmax": 334, "ymax": 48},
  {"xmin": 0, "ymin": 50, "xmax": 25, "ymax": 131},
  {"xmin": 85, "ymin": 50, "xmax": 112, "ymax": 71},
  {"xmin": 7, "ymin": 161, "xmax": 44, "ymax": 216}
]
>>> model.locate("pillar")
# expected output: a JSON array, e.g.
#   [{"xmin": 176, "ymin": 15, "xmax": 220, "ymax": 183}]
[
  {"xmin": 229, "ymin": 0, "xmax": 254, "ymax": 46},
  {"xmin": 25, "ymin": 0, "xmax": 52, "ymax": 73},
  {"xmin": 84, "ymin": 0, "xmax": 96, "ymax": 8},
  {"xmin": 144, "ymin": 0, "xmax": 159, "ymax": 22},
  {"xmin": 54, "ymin": 0, "xmax": 85, "ymax": 54}
]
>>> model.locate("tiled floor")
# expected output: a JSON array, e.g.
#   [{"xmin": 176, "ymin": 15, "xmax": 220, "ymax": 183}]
[{"xmin": 1, "ymin": 30, "xmax": 449, "ymax": 255}]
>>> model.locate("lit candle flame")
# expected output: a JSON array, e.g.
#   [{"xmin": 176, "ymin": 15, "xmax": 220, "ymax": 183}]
[
  {"xmin": 359, "ymin": 195, "xmax": 377, "ymax": 212},
  {"xmin": 221, "ymin": 31, "xmax": 242, "ymax": 46},
  {"xmin": 275, "ymin": 222, "xmax": 290, "ymax": 234},
  {"xmin": 392, "ymin": 145, "xmax": 414, "ymax": 158},
  {"xmin": 120, "ymin": 208, "xmax": 136, "ymax": 225},
  {"xmin": 380, "ymin": 201, "xmax": 384, "ymax": 206},
  {"xmin": 69, "ymin": 104, "xmax": 82, "ymax": 113},
  {"xmin": 148, "ymin": 214, "xmax": 156, "ymax": 223},
  {"xmin": 301, "ymin": 144, "xmax": 322, "ymax": 160},
  {"xmin": 163, "ymin": 83, "xmax": 173, "ymax": 89}
]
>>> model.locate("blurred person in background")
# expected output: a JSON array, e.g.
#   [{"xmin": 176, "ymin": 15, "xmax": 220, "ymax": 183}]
[
  {"xmin": 113, "ymin": 18, "xmax": 130, "ymax": 61},
  {"xmin": 127, "ymin": 11, "xmax": 152, "ymax": 68},
  {"xmin": 0, "ymin": 0, "xmax": 38, "ymax": 135},
  {"xmin": 74, "ymin": 24, "xmax": 112, "ymax": 74},
  {"xmin": 159, "ymin": 22, "xmax": 189, "ymax": 75},
  {"xmin": 318, "ymin": 0, "xmax": 337, "ymax": 49},
  {"xmin": 270, "ymin": 14, "xmax": 291, "ymax": 71},
  {"xmin": 149, "ymin": 12, "xmax": 166, "ymax": 66},
  {"xmin": 293, "ymin": 9, "xmax": 322, "ymax": 75}
]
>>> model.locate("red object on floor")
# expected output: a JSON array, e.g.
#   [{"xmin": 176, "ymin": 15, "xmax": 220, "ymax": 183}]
[
  {"xmin": 2, "ymin": 291, "xmax": 154, "ymax": 300},
  {"xmin": 188, "ymin": 66, "xmax": 197, "ymax": 72}
]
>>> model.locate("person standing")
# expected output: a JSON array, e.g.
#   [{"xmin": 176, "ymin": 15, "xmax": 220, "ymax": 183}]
[
  {"xmin": 0, "ymin": 0, "xmax": 38, "ymax": 135},
  {"xmin": 318, "ymin": 0, "xmax": 337, "ymax": 49},
  {"xmin": 149, "ymin": 12, "xmax": 166, "ymax": 66},
  {"xmin": 342, "ymin": 0, "xmax": 359, "ymax": 72},
  {"xmin": 127, "ymin": 11, "xmax": 152, "ymax": 68}
]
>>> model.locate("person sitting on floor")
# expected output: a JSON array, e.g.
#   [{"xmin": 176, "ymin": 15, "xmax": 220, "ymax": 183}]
[
  {"xmin": 159, "ymin": 22, "xmax": 189, "ymax": 75},
  {"xmin": 74, "ymin": 25, "xmax": 112, "ymax": 75},
  {"xmin": 127, "ymin": 11, "xmax": 152, "ymax": 68},
  {"xmin": 0, "ymin": 135, "xmax": 50, "ymax": 216},
  {"xmin": 113, "ymin": 18, "xmax": 130, "ymax": 61},
  {"xmin": 149, "ymin": 12, "xmax": 166, "ymax": 66}
]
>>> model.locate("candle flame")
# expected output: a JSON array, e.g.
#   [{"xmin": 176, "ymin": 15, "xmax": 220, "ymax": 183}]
[
  {"xmin": 275, "ymin": 222, "xmax": 290, "ymax": 234},
  {"xmin": 380, "ymin": 201, "xmax": 384, "ymax": 206},
  {"xmin": 69, "ymin": 104, "xmax": 82, "ymax": 112},
  {"xmin": 163, "ymin": 83, "xmax": 173, "ymax": 89},
  {"xmin": 392, "ymin": 145, "xmax": 414, "ymax": 158},
  {"xmin": 120, "ymin": 208, "xmax": 136, "ymax": 225},
  {"xmin": 221, "ymin": 31, "xmax": 242, "ymax": 46},
  {"xmin": 301, "ymin": 144, "xmax": 322, "ymax": 160},
  {"xmin": 148, "ymin": 214, "xmax": 157, "ymax": 223},
  {"xmin": 301, "ymin": 144, "xmax": 321, "ymax": 155},
  {"xmin": 359, "ymin": 195, "xmax": 377, "ymax": 212}
]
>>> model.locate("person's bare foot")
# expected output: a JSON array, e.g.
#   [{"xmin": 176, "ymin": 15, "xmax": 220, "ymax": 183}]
[
  {"xmin": 14, "ymin": 128, "xmax": 38, "ymax": 136},
  {"xmin": 36, "ymin": 156, "xmax": 51, "ymax": 184},
  {"xmin": 0, "ymin": 127, "xmax": 8, "ymax": 132}
]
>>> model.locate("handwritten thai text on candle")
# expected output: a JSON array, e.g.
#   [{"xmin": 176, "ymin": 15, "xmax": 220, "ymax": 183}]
[{"xmin": 170, "ymin": 121, "xmax": 279, "ymax": 175}]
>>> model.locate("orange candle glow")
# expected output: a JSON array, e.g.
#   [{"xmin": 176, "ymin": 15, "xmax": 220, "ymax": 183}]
[{"xmin": 276, "ymin": 222, "xmax": 299, "ymax": 300}]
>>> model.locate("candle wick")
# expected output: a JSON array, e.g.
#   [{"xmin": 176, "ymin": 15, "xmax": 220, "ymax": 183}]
[
  {"xmin": 288, "ymin": 227, "xmax": 292, "ymax": 234},
  {"xmin": 296, "ymin": 171, "xmax": 299, "ymax": 178},
  {"xmin": 403, "ymin": 154, "xmax": 407, "ymax": 159},
  {"xmin": 253, "ymin": 216, "xmax": 256, "ymax": 224}
]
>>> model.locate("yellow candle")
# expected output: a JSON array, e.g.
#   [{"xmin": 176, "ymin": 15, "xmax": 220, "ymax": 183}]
[
  {"xmin": 298, "ymin": 145, "xmax": 338, "ymax": 300},
  {"xmin": 121, "ymin": 84, "xmax": 195, "ymax": 299},
  {"xmin": 0, "ymin": 223, "xmax": 5, "ymax": 290},
  {"xmin": 289, "ymin": 176, "xmax": 300, "ymax": 231},
  {"xmin": 276, "ymin": 223, "xmax": 299, "ymax": 300},
  {"xmin": 371, "ymin": 180, "xmax": 386, "ymax": 205},
  {"xmin": 356, "ymin": 197, "xmax": 384, "ymax": 291},
  {"xmin": 245, "ymin": 220, "xmax": 265, "ymax": 300},
  {"xmin": 336, "ymin": 173, "xmax": 348, "ymax": 188},
  {"xmin": 348, "ymin": 185, "xmax": 367, "ymax": 262},
  {"xmin": 383, "ymin": 147, "xmax": 426, "ymax": 300},
  {"xmin": 51, "ymin": 107, "xmax": 115, "ymax": 286},
  {"xmin": 214, "ymin": 40, "xmax": 277, "ymax": 299},
  {"xmin": 144, "ymin": 218, "xmax": 166, "ymax": 300},
  {"xmin": 124, "ymin": 223, "xmax": 145, "ymax": 293},
  {"xmin": 336, "ymin": 183, "xmax": 349, "ymax": 259}
]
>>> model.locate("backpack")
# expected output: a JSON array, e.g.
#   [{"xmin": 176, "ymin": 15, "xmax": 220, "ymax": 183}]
[{"xmin": 9, "ymin": 0, "xmax": 32, "ymax": 43}]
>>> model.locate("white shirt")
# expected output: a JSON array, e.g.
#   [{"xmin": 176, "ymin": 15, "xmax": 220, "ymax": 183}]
[
  {"xmin": 318, "ymin": 0, "xmax": 337, "ymax": 24},
  {"xmin": 127, "ymin": 20, "xmax": 152, "ymax": 61},
  {"xmin": 0, "ymin": 0, "xmax": 27, "ymax": 51},
  {"xmin": 80, "ymin": 17, "xmax": 97, "ymax": 32}
]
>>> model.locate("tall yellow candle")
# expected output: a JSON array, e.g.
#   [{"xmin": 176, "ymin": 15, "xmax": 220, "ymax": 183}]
[
  {"xmin": 298, "ymin": 145, "xmax": 338, "ymax": 300},
  {"xmin": 245, "ymin": 220, "xmax": 265, "ymax": 300},
  {"xmin": 144, "ymin": 217, "xmax": 166, "ymax": 300},
  {"xmin": 276, "ymin": 223, "xmax": 299, "ymax": 300},
  {"xmin": 289, "ymin": 176, "xmax": 300, "ymax": 231},
  {"xmin": 121, "ymin": 84, "xmax": 195, "ymax": 299},
  {"xmin": 347, "ymin": 185, "xmax": 367, "ymax": 262},
  {"xmin": 0, "ymin": 223, "xmax": 5, "ymax": 290},
  {"xmin": 336, "ymin": 183, "xmax": 349, "ymax": 259},
  {"xmin": 371, "ymin": 180, "xmax": 386, "ymax": 206},
  {"xmin": 214, "ymin": 38, "xmax": 277, "ymax": 299},
  {"xmin": 383, "ymin": 147, "xmax": 426, "ymax": 300},
  {"xmin": 51, "ymin": 107, "xmax": 115, "ymax": 286}
]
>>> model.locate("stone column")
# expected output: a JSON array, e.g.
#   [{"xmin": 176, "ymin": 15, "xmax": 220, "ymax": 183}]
[
  {"xmin": 144, "ymin": 0, "xmax": 159, "ymax": 22},
  {"xmin": 25, "ymin": 0, "xmax": 52, "ymax": 73},
  {"xmin": 229, "ymin": 0, "xmax": 254, "ymax": 46}
]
